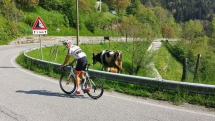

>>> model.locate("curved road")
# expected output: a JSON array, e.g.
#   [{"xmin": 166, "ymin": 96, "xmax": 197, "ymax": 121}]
[{"xmin": 0, "ymin": 43, "xmax": 215, "ymax": 121}]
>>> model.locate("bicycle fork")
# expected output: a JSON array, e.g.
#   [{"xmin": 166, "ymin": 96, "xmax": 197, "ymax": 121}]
[{"xmin": 66, "ymin": 68, "xmax": 75, "ymax": 85}]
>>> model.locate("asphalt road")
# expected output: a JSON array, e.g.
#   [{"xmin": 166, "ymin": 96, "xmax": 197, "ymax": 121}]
[{"xmin": 1, "ymin": 43, "xmax": 215, "ymax": 121}]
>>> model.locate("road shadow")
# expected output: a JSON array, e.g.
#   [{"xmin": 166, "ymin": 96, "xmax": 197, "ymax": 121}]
[{"xmin": 16, "ymin": 90, "xmax": 89, "ymax": 99}]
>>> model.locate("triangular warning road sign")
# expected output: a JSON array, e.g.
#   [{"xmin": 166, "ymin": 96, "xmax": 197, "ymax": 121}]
[{"xmin": 32, "ymin": 16, "xmax": 47, "ymax": 30}]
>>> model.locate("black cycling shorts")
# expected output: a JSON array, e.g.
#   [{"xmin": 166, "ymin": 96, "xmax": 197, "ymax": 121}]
[{"xmin": 75, "ymin": 56, "xmax": 87, "ymax": 71}]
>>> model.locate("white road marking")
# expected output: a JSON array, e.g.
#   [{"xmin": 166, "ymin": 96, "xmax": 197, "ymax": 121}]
[
  {"xmin": 11, "ymin": 55, "xmax": 58, "ymax": 84},
  {"xmin": 11, "ymin": 55, "xmax": 215, "ymax": 118},
  {"xmin": 104, "ymin": 94, "xmax": 215, "ymax": 117}
]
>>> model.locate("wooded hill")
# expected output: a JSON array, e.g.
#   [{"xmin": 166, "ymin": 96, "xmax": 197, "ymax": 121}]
[{"xmin": 141, "ymin": 0, "xmax": 215, "ymax": 22}]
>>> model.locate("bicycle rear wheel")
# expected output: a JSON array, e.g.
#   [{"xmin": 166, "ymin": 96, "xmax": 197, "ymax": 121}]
[
  {"xmin": 59, "ymin": 74, "xmax": 76, "ymax": 94},
  {"xmin": 86, "ymin": 77, "xmax": 104, "ymax": 99}
]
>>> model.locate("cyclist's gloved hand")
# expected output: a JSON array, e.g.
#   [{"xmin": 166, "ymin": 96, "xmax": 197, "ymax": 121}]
[
  {"xmin": 69, "ymin": 63, "xmax": 73, "ymax": 66},
  {"xmin": 60, "ymin": 65, "xmax": 65, "ymax": 69}
]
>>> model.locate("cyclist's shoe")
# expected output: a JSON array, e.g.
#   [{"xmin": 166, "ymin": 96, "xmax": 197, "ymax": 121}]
[
  {"xmin": 83, "ymin": 88, "xmax": 90, "ymax": 93},
  {"xmin": 76, "ymin": 90, "xmax": 81, "ymax": 94}
]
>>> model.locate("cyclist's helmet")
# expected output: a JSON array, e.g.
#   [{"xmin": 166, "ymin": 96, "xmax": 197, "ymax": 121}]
[{"xmin": 63, "ymin": 39, "xmax": 71, "ymax": 46}]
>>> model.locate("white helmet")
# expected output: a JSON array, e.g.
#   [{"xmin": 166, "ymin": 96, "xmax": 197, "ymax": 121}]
[{"xmin": 62, "ymin": 39, "xmax": 71, "ymax": 45}]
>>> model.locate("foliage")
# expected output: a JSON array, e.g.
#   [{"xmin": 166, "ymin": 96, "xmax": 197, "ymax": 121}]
[
  {"xmin": 132, "ymin": 40, "xmax": 153, "ymax": 75},
  {"xmin": 1, "ymin": 0, "xmax": 24, "ymax": 21},
  {"xmin": 187, "ymin": 36, "xmax": 209, "ymax": 65},
  {"xmin": 141, "ymin": 0, "xmax": 215, "ymax": 22},
  {"xmin": 38, "ymin": 0, "xmax": 69, "ymax": 11},
  {"xmin": 182, "ymin": 20, "xmax": 204, "ymax": 42},
  {"xmin": 135, "ymin": 5, "xmax": 161, "ymax": 37},
  {"xmin": 16, "ymin": 0, "xmax": 39, "ymax": 6},
  {"xmin": 161, "ymin": 25, "xmax": 175, "ymax": 38},
  {"xmin": 118, "ymin": 15, "xmax": 139, "ymax": 36},
  {"xmin": 209, "ymin": 19, "xmax": 215, "ymax": 38},
  {"xmin": 126, "ymin": 0, "xmax": 140, "ymax": 16},
  {"xmin": 172, "ymin": 41, "xmax": 189, "ymax": 62},
  {"xmin": 196, "ymin": 53, "xmax": 215, "ymax": 84}
]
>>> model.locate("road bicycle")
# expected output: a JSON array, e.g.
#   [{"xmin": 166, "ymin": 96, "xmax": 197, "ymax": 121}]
[{"xmin": 59, "ymin": 63, "xmax": 104, "ymax": 99}]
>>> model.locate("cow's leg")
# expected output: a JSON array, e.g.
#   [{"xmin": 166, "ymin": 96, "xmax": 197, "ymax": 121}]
[
  {"xmin": 101, "ymin": 65, "xmax": 104, "ymax": 71},
  {"xmin": 116, "ymin": 66, "xmax": 124, "ymax": 73},
  {"xmin": 114, "ymin": 61, "xmax": 123, "ymax": 73},
  {"xmin": 104, "ymin": 66, "xmax": 108, "ymax": 71},
  {"xmin": 117, "ymin": 67, "xmax": 120, "ymax": 73},
  {"xmin": 119, "ymin": 67, "xmax": 124, "ymax": 73},
  {"xmin": 101, "ymin": 65, "xmax": 108, "ymax": 72}
]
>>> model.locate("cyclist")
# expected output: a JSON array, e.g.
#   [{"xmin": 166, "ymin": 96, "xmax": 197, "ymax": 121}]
[{"xmin": 60, "ymin": 40, "xmax": 89, "ymax": 94}]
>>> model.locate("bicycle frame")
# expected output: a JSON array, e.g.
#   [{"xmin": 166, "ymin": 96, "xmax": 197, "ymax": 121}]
[
  {"xmin": 66, "ymin": 65, "xmax": 90, "ymax": 81},
  {"xmin": 66, "ymin": 66, "xmax": 76, "ymax": 81}
]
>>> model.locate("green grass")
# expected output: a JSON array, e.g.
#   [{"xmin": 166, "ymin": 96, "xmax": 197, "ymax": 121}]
[
  {"xmin": 16, "ymin": 44, "xmax": 215, "ymax": 108},
  {"xmin": 27, "ymin": 41, "xmax": 156, "ymax": 77},
  {"xmin": 155, "ymin": 42, "xmax": 183, "ymax": 81}
]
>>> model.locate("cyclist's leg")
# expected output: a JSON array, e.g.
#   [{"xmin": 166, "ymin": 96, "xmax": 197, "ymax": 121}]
[
  {"xmin": 75, "ymin": 70, "xmax": 81, "ymax": 88},
  {"xmin": 76, "ymin": 57, "xmax": 87, "ymax": 82},
  {"xmin": 76, "ymin": 57, "xmax": 88, "ymax": 93}
]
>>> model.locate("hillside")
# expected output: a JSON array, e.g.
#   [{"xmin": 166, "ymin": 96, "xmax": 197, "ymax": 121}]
[{"xmin": 141, "ymin": 0, "xmax": 215, "ymax": 22}]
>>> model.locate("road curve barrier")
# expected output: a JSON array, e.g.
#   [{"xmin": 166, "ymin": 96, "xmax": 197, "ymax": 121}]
[{"xmin": 23, "ymin": 44, "xmax": 215, "ymax": 95}]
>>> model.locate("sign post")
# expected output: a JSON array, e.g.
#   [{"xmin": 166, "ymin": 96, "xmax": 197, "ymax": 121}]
[{"xmin": 32, "ymin": 16, "xmax": 47, "ymax": 60}]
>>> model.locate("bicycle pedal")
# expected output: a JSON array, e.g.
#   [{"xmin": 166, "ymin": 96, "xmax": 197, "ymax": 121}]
[{"xmin": 83, "ymin": 88, "xmax": 90, "ymax": 93}]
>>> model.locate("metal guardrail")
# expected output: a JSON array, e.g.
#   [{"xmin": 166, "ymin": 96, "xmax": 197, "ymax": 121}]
[{"xmin": 23, "ymin": 45, "xmax": 215, "ymax": 95}]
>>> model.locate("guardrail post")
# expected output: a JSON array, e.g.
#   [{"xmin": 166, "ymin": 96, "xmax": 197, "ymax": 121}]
[
  {"xmin": 194, "ymin": 54, "xmax": 201, "ymax": 82},
  {"xmin": 104, "ymin": 36, "xmax": 110, "ymax": 48},
  {"xmin": 181, "ymin": 58, "xmax": 187, "ymax": 82}
]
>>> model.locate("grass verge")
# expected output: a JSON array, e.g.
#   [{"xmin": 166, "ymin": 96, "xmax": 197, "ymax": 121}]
[{"xmin": 16, "ymin": 52, "xmax": 215, "ymax": 109}]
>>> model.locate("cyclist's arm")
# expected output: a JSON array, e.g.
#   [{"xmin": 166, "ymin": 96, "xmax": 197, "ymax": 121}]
[
  {"xmin": 69, "ymin": 59, "xmax": 77, "ymax": 65},
  {"xmin": 60, "ymin": 55, "xmax": 70, "ymax": 68}
]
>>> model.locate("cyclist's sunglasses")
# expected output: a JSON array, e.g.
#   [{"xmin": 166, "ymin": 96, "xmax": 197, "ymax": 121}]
[{"xmin": 63, "ymin": 42, "xmax": 68, "ymax": 46}]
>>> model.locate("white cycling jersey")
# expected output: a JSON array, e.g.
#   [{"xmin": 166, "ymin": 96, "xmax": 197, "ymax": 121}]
[{"xmin": 67, "ymin": 45, "xmax": 86, "ymax": 59}]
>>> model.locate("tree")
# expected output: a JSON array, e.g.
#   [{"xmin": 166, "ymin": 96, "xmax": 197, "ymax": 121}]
[
  {"xmin": 1, "ymin": 0, "xmax": 23, "ymax": 21},
  {"xmin": 16, "ymin": 0, "xmax": 39, "ymax": 6},
  {"xmin": 126, "ymin": 0, "xmax": 140, "ymax": 16},
  {"xmin": 104, "ymin": 0, "xmax": 116, "ymax": 10},
  {"xmin": 119, "ymin": 15, "xmax": 138, "ymax": 37},
  {"xmin": 188, "ymin": 36, "xmax": 209, "ymax": 65},
  {"xmin": 119, "ymin": 15, "xmax": 153, "ymax": 75},
  {"xmin": 209, "ymin": 19, "xmax": 215, "ymax": 38},
  {"xmin": 0, "ymin": 0, "xmax": 24, "ymax": 37},
  {"xmin": 79, "ymin": 0, "xmax": 94, "ymax": 13},
  {"xmin": 161, "ymin": 25, "xmax": 175, "ymax": 38},
  {"xmin": 182, "ymin": 20, "xmax": 204, "ymax": 43},
  {"xmin": 135, "ymin": 5, "xmax": 161, "ymax": 37},
  {"xmin": 152, "ymin": 7, "xmax": 171, "ymax": 25},
  {"xmin": 115, "ymin": 0, "xmax": 130, "ymax": 14},
  {"xmin": 105, "ymin": 0, "xmax": 130, "ymax": 16}
]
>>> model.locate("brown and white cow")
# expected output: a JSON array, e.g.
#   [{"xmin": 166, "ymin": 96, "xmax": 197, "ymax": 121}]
[{"xmin": 92, "ymin": 50, "xmax": 124, "ymax": 73}]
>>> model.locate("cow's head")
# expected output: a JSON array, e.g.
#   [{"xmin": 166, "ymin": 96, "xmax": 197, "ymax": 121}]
[{"xmin": 92, "ymin": 53, "xmax": 101, "ymax": 65}]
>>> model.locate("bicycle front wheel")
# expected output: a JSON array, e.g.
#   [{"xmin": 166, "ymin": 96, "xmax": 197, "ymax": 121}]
[
  {"xmin": 86, "ymin": 77, "xmax": 104, "ymax": 99},
  {"xmin": 59, "ymin": 74, "xmax": 76, "ymax": 94}
]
